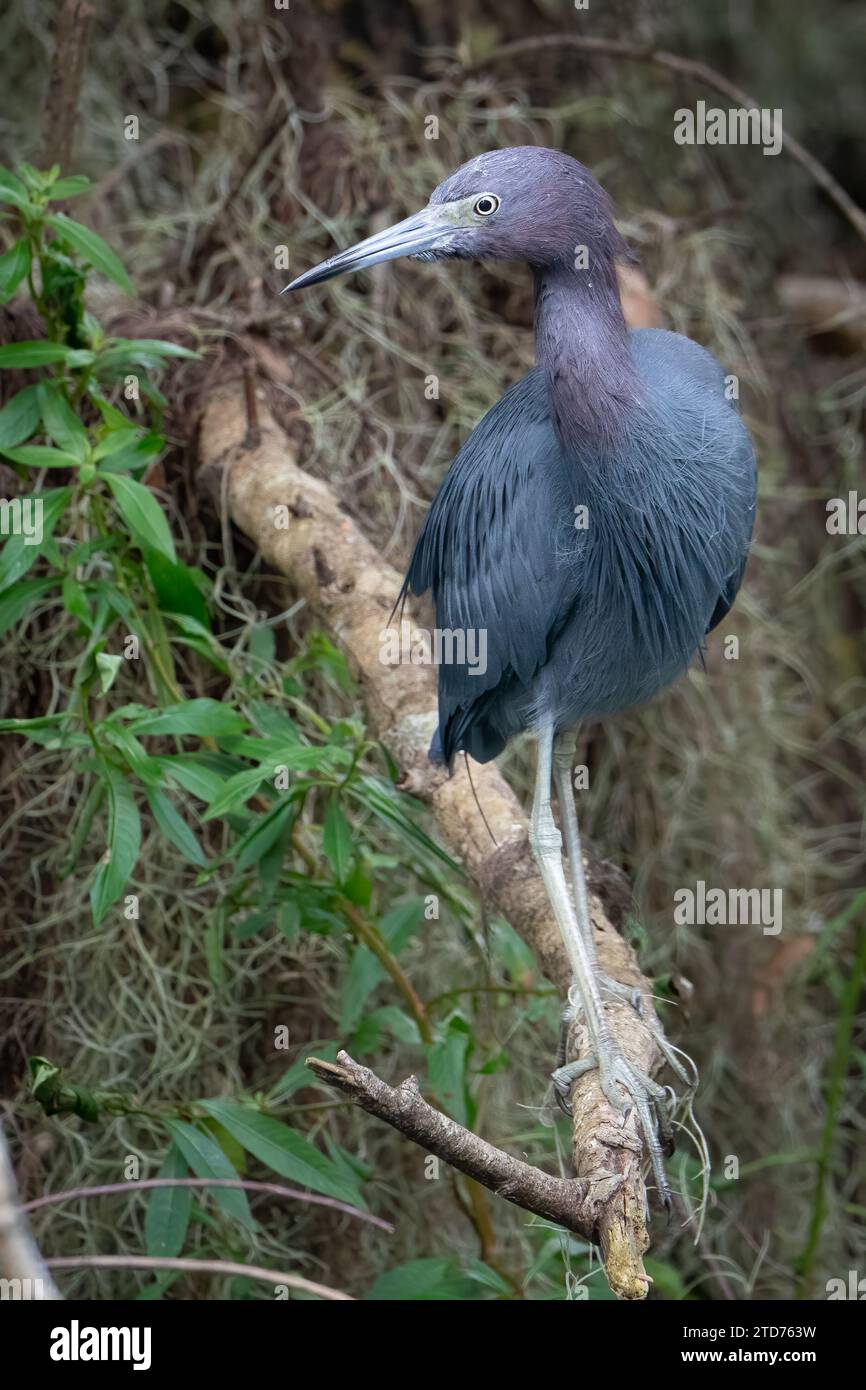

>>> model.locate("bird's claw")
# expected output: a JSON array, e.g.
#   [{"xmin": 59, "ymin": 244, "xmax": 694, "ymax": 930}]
[
  {"xmin": 551, "ymin": 1046, "xmax": 674, "ymax": 1209},
  {"xmin": 594, "ymin": 975, "xmax": 697, "ymax": 1093}
]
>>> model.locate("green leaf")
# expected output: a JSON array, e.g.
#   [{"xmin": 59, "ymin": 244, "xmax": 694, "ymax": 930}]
[
  {"xmin": 97, "ymin": 337, "xmax": 199, "ymax": 371},
  {"xmin": 248, "ymin": 703, "xmax": 302, "ymax": 743},
  {"xmin": 268, "ymin": 1043, "xmax": 339, "ymax": 1102},
  {"xmin": 643, "ymin": 1257, "xmax": 690, "ymax": 1301},
  {"xmin": 129, "ymin": 698, "xmax": 247, "ymax": 738},
  {"xmin": 103, "ymin": 472, "xmax": 175, "ymax": 562},
  {"xmin": 366, "ymin": 1258, "xmax": 478, "ymax": 1301},
  {"xmin": 0, "ymin": 487, "xmax": 71, "ymax": 593},
  {"xmin": 145, "ymin": 1145, "xmax": 192, "ymax": 1259},
  {"xmin": 38, "ymin": 384, "xmax": 89, "ymax": 460},
  {"xmin": 156, "ymin": 754, "xmax": 231, "ymax": 803},
  {"xmin": 198, "ymin": 1100, "xmax": 363, "ymax": 1206},
  {"xmin": 323, "ymin": 795, "xmax": 352, "ymax": 883},
  {"xmin": 95, "ymin": 651, "xmax": 122, "ymax": 694},
  {"xmin": 0, "ymin": 444, "xmax": 81, "ymax": 468},
  {"xmin": 428, "ymin": 1016, "xmax": 473, "ymax": 1126},
  {"xmin": 339, "ymin": 898, "xmax": 425, "ymax": 1035},
  {"xmin": 0, "ymin": 240, "xmax": 30, "ymax": 303},
  {"xmin": 146, "ymin": 787, "xmax": 208, "ymax": 868},
  {"xmin": 0, "ymin": 576, "xmax": 56, "ymax": 636},
  {"xmin": 202, "ymin": 1117, "xmax": 247, "ymax": 1175},
  {"xmin": 0, "ymin": 386, "xmax": 41, "ymax": 448},
  {"xmin": 353, "ymin": 776, "xmax": 459, "ymax": 871},
  {"xmin": 202, "ymin": 765, "xmax": 269, "ymax": 821},
  {"xmin": 90, "ymin": 765, "xmax": 141, "ymax": 925},
  {"xmin": 277, "ymin": 901, "xmax": 300, "ymax": 943},
  {"xmin": 379, "ymin": 897, "xmax": 425, "ymax": 951},
  {"xmin": 102, "ymin": 725, "xmax": 152, "ymax": 777},
  {"xmin": 96, "ymin": 431, "xmax": 164, "ymax": 474},
  {"xmin": 465, "ymin": 1259, "xmax": 514, "ymax": 1297},
  {"xmin": 92, "ymin": 425, "xmax": 143, "ymax": 460},
  {"xmin": 341, "ymin": 859, "xmax": 373, "ymax": 908},
  {"xmin": 0, "ymin": 341, "xmax": 76, "ymax": 367},
  {"xmin": 235, "ymin": 799, "xmax": 295, "ymax": 872},
  {"xmin": 18, "ymin": 163, "xmax": 53, "ymax": 192},
  {"xmin": 340, "ymin": 943, "xmax": 384, "ymax": 1036},
  {"xmin": 0, "ymin": 713, "xmax": 68, "ymax": 735},
  {"xmin": 364, "ymin": 1005, "xmax": 421, "ymax": 1045},
  {"xmin": 144, "ymin": 551, "xmax": 210, "ymax": 629},
  {"xmin": 0, "ymin": 166, "xmax": 31, "ymax": 210},
  {"xmin": 61, "ymin": 574, "xmax": 92, "ymax": 627},
  {"xmin": 49, "ymin": 175, "xmax": 91, "ymax": 199},
  {"xmin": 221, "ymin": 737, "xmax": 350, "ymax": 774},
  {"xmin": 46, "ymin": 213, "xmax": 134, "ymax": 294},
  {"xmin": 164, "ymin": 1119, "xmax": 253, "ymax": 1231}
]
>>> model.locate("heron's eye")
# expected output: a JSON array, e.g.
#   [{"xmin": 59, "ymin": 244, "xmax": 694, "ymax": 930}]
[{"xmin": 473, "ymin": 194, "xmax": 500, "ymax": 217}]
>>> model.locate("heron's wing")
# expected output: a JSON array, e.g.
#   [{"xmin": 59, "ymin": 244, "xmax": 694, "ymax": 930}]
[
  {"xmin": 705, "ymin": 554, "xmax": 749, "ymax": 634},
  {"xmin": 400, "ymin": 369, "xmax": 579, "ymax": 764}
]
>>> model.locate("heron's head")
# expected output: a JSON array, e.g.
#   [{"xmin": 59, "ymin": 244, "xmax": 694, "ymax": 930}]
[{"xmin": 283, "ymin": 146, "xmax": 627, "ymax": 292}]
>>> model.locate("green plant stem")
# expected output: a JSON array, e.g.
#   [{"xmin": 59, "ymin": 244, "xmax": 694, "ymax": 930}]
[{"xmin": 290, "ymin": 826, "xmax": 433, "ymax": 1044}]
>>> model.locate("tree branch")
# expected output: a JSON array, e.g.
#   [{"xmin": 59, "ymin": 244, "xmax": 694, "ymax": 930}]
[
  {"xmin": 21, "ymin": 1177, "xmax": 393, "ymax": 1231},
  {"xmin": 307, "ymin": 1051, "xmax": 598, "ymax": 1236},
  {"xmin": 45, "ymin": 1254, "xmax": 351, "ymax": 1300}
]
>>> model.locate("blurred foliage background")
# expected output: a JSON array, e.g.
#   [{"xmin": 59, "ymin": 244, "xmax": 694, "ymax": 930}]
[{"xmin": 0, "ymin": 0, "xmax": 864, "ymax": 1300}]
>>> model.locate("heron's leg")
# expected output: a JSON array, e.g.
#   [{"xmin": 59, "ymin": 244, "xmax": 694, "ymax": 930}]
[
  {"xmin": 552, "ymin": 733, "xmax": 599, "ymax": 963},
  {"xmin": 530, "ymin": 723, "xmax": 673, "ymax": 1203},
  {"xmin": 552, "ymin": 731, "xmax": 694, "ymax": 1094},
  {"xmin": 553, "ymin": 730, "xmax": 641, "ymax": 1006}
]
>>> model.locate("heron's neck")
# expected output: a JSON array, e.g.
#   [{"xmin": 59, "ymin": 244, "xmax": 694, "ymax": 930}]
[{"xmin": 533, "ymin": 260, "xmax": 640, "ymax": 454}]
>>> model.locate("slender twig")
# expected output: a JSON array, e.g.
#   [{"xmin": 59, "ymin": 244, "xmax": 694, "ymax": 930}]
[
  {"xmin": 21, "ymin": 1178, "xmax": 393, "ymax": 1231},
  {"xmin": 45, "ymin": 1255, "xmax": 352, "ymax": 1300},
  {"xmin": 469, "ymin": 35, "xmax": 866, "ymax": 244},
  {"xmin": 291, "ymin": 828, "xmax": 433, "ymax": 1043},
  {"xmin": 427, "ymin": 984, "xmax": 555, "ymax": 1010},
  {"xmin": 307, "ymin": 1051, "xmax": 596, "ymax": 1237}
]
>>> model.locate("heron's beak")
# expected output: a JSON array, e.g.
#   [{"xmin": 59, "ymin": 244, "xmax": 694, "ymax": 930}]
[{"xmin": 281, "ymin": 204, "xmax": 459, "ymax": 293}]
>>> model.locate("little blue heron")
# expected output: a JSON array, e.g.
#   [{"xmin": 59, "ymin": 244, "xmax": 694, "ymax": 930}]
[{"xmin": 285, "ymin": 147, "xmax": 757, "ymax": 1203}]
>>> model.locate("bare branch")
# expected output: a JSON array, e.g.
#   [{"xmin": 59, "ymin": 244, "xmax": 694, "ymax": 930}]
[
  {"xmin": 45, "ymin": 1255, "xmax": 351, "ymax": 1300},
  {"xmin": 307, "ymin": 1051, "xmax": 596, "ymax": 1236},
  {"xmin": 21, "ymin": 1178, "xmax": 393, "ymax": 1231}
]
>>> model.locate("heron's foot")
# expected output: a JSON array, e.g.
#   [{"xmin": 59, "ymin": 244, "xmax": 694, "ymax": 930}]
[
  {"xmin": 598, "ymin": 971, "xmax": 645, "ymax": 1012},
  {"xmin": 594, "ymin": 975, "xmax": 696, "ymax": 1093},
  {"xmin": 551, "ymin": 1043, "xmax": 675, "ymax": 1210}
]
